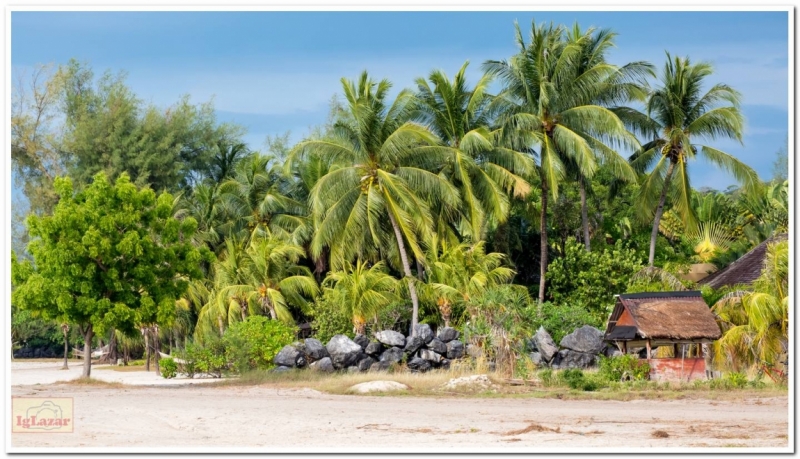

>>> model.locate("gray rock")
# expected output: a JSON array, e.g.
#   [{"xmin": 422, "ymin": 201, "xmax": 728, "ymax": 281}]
[
  {"xmin": 532, "ymin": 327, "xmax": 559, "ymax": 362},
  {"xmin": 271, "ymin": 365, "xmax": 292, "ymax": 373},
  {"xmin": 303, "ymin": 338, "xmax": 329, "ymax": 362},
  {"xmin": 375, "ymin": 330, "xmax": 406, "ymax": 347},
  {"xmin": 365, "ymin": 341, "xmax": 383, "ymax": 357},
  {"xmin": 326, "ymin": 334, "xmax": 363, "ymax": 369},
  {"xmin": 369, "ymin": 360, "xmax": 392, "ymax": 372},
  {"xmin": 551, "ymin": 349, "xmax": 596, "ymax": 369},
  {"xmin": 439, "ymin": 359, "xmax": 451, "ymax": 370},
  {"xmin": 419, "ymin": 349, "xmax": 443, "ymax": 363},
  {"xmin": 427, "ymin": 338, "xmax": 447, "ymax": 355},
  {"xmin": 354, "ymin": 334, "xmax": 369, "ymax": 351},
  {"xmin": 346, "ymin": 366, "xmax": 360, "ymax": 373},
  {"xmin": 526, "ymin": 338, "xmax": 539, "ymax": 353},
  {"xmin": 309, "ymin": 357, "xmax": 335, "ymax": 372},
  {"xmin": 404, "ymin": 336, "xmax": 425, "ymax": 355},
  {"xmin": 530, "ymin": 352, "xmax": 542, "ymax": 365},
  {"xmin": 414, "ymin": 324, "xmax": 435, "ymax": 344},
  {"xmin": 437, "ymin": 327, "xmax": 459, "ymax": 343},
  {"xmin": 407, "ymin": 357, "xmax": 432, "ymax": 372},
  {"xmin": 380, "ymin": 346, "xmax": 404, "ymax": 363},
  {"xmin": 604, "ymin": 345, "xmax": 623, "ymax": 358},
  {"xmin": 559, "ymin": 326, "xmax": 605, "ymax": 354},
  {"xmin": 357, "ymin": 356, "xmax": 376, "ymax": 372},
  {"xmin": 273, "ymin": 345, "xmax": 302, "ymax": 367},
  {"xmin": 446, "ymin": 340, "xmax": 465, "ymax": 360}
]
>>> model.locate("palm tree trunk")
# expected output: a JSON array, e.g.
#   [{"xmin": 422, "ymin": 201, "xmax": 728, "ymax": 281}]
[
  {"xmin": 538, "ymin": 181, "xmax": 549, "ymax": 307},
  {"xmin": 579, "ymin": 176, "xmax": 591, "ymax": 252},
  {"xmin": 81, "ymin": 324, "xmax": 93, "ymax": 378},
  {"xmin": 648, "ymin": 161, "xmax": 677, "ymax": 266},
  {"xmin": 386, "ymin": 210, "xmax": 421, "ymax": 337},
  {"xmin": 262, "ymin": 296, "xmax": 277, "ymax": 320}
]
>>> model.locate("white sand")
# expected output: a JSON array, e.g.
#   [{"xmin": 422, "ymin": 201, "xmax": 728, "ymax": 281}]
[
  {"xmin": 9, "ymin": 361, "xmax": 790, "ymax": 451},
  {"xmin": 10, "ymin": 360, "xmax": 221, "ymax": 386}
]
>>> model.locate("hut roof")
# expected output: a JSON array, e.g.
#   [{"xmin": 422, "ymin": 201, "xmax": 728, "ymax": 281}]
[
  {"xmin": 605, "ymin": 291, "xmax": 721, "ymax": 341},
  {"xmin": 699, "ymin": 234, "xmax": 788, "ymax": 290}
]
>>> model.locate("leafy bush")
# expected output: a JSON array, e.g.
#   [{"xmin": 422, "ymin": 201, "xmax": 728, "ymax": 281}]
[
  {"xmin": 559, "ymin": 369, "xmax": 602, "ymax": 391},
  {"xmin": 222, "ymin": 315, "xmax": 297, "ymax": 373},
  {"xmin": 160, "ymin": 357, "xmax": 177, "ymax": 379},
  {"xmin": 185, "ymin": 337, "xmax": 227, "ymax": 378},
  {"xmin": 308, "ymin": 296, "xmax": 352, "ymax": 344},
  {"xmin": 528, "ymin": 302, "xmax": 600, "ymax": 343},
  {"xmin": 598, "ymin": 355, "xmax": 651, "ymax": 382},
  {"xmin": 725, "ymin": 371, "xmax": 748, "ymax": 388},
  {"xmin": 548, "ymin": 239, "xmax": 643, "ymax": 322}
]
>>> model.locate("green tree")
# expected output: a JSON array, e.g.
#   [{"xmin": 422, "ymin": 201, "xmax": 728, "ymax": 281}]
[
  {"xmin": 619, "ymin": 53, "xmax": 760, "ymax": 266},
  {"xmin": 712, "ymin": 240, "xmax": 788, "ymax": 371},
  {"xmin": 11, "ymin": 172, "xmax": 210, "ymax": 377},
  {"xmin": 290, "ymin": 71, "xmax": 459, "ymax": 336},
  {"xmin": 484, "ymin": 21, "xmax": 639, "ymax": 303},
  {"xmin": 322, "ymin": 260, "xmax": 399, "ymax": 334},
  {"xmin": 414, "ymin": 61, "xmax": 534, "ymax": 240}
]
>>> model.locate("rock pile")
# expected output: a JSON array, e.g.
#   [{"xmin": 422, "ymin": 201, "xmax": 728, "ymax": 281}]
[
  {"xmin": 528, "ymin": 325, "xmax": 618, "ymax": 369},
  {"xmin": 272, "ymin": 325, "xmax": 466, "ymax": 373}
]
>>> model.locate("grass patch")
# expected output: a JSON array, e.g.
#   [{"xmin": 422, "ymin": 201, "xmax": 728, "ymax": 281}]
[
  {"xmin": 54, "ymin": 377, "xmax": 127, "ymax": 388},
  {"xmin": 95, "ymin": 365, "xmax": 147, "ymax": 373},
  {"xmin": 651, "ymin": 430, "xmax": 670, "ymax": 438}
]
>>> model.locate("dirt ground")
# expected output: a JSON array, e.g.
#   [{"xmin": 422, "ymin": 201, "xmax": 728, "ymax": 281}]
[{"xmin": 9, "ymin": 361, "xmax": 790, "ymax": 451}]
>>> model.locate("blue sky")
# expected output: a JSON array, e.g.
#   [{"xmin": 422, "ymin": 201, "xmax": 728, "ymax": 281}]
[{"xmin": 11, "ymin": 11, "xmax": 790, "ymax": 190}]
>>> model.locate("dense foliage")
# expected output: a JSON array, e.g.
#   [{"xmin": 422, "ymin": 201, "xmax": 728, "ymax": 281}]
[{"xmin": 11, "ymin": 20, "xmax": 786, "ymax": 376}]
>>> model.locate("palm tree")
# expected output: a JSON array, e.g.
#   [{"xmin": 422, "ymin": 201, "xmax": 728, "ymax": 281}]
[
  {"xmin": 423, "ymin": 237, "xmax": 516, "ymax": 327},
  {"xmin": 413, "ymin": 61, "xmax": 534, "ymax": 240},
  {"xmin": 322, "ymin": 260, "xmax": 399, "ymax": 335},
  {"xmin": 712, "ymin": 239, "xmax": 788, "ymax": 371},
  {"xmin": 218, "ymin": 236, "xmax": 319, "ymax": 323},
  {"xmin": 484, "ymin": 21, "xmax": 639, "ymax": 303},
  {"xmin": 289, "ymin": 71, "xmax": 460, "ymax": 336},
  {"xmin": 618, "ymin": 53, "xmax": 760, "ymax": 266}
]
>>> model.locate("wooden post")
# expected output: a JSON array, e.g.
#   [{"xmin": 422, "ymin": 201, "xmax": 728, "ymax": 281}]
[
  {"xmin": 673, "ymin": 343, "xmax": 679, "ymax": 358},
  {"xmin": 698, "ymin": 343, "xmax": 704, "ymax": 358},
  {"xmin": 646, "ymin": 340, "xmax": 652, "ymax": 359},
  {"xmin": 621, "ymin": 341, "xmax": 627, "ymax": 354}
]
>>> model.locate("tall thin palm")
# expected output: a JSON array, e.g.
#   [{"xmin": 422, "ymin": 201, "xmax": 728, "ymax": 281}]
[
  {"xmin": 484, "ymin": 21, "xmax": 639, "ymax": 303},
  {"xmin": 290, "ymin": 71, "xmax": 459, "ymax": 336},
  {"xmin": 414, "ymin": 61, "xmax": 534, "ymax": 240},
  {"xmin": 618, "ymin": 53, "xmax": 760, "ymax": 266}
]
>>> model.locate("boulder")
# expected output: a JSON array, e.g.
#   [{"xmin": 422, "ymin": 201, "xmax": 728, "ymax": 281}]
[
  {"xmin": 604, "ymin": 345, "xmax": 623, "ymax": 358},
  {"xmin": 346, "ymin": 366, "xmax": 360, "ymax": 373},
  {"xmin": 551, "ymin": 349, "xmax": 596, "ymax": 369},
  {"xmin": 427, "ymin": 338, "xmax": 447, "ymax": 355},
  {"xmin": 380, "ymin": 346, "xmax": 404, "ymax": 363},
  {"xmin": 414, "ymin": 324, "xmax": 435, "ymax": 344},
  {"xmin": 437, "ymin": 327, "xmax": 459, "ymax": 343},
  {"xmin": 407, "ymin": 357, "xmax": 432, "ymax": 372},
  {"xmin": 303, "ymin": 338, "xmax": 329, "ymax": 362},
  {"xmin": 530, "ymin": 352, "xmax": 542, "ymax": 365},
  {"xmin": 326, "ymin": 335, "xmax": 363, "ymax": 369},
  {"xmin": 349, "ymin": 380, "xmax": 409, "ymax": 394},
  {"xmin": 419, "ymin": 349, "xmax": 443, "ymax": 363},
  {"xmin": 375, "ymin": 330, "xmax": 406, "ymax": 347},
  {"xmin": 273, "ymin": 345, "xmax": 302, "ymax": 367},
  {"xmin": 526, "ymin": 338, "xmax": 539, "ymax": 353},
  {"xmin": 532, "ymin": 327, "xmax": 559, "ymax": 362},
  {"xmin": 309, "ymin": 357, "xmax": 335, "ymax": 372},
  {"xmin": 404, "ymin": 335, "xmax": 425, "ymax": 355},
  {"xmin": 369, "ymin": 360, "xmax": 392, "ymax": 372},
  {"xmin": 365, "ymin": 341, "xmax": 383, "ymax": 357},
  {"xmin": 446, "ymin": 340, "xmax": 465, "ymax": 360},
  {"xmin": 354, "ymin": 334, "xmax": 370, "ymax": 351},
  {"xmin": 357, "ymin": 356, "xmax": 376, "ymax": 372},
  {"xmin": 441, "ymin": 374, "xmax": 495, "ymax": 391},
  {"xmin": 439, "ymin": 359, "xmax": 451, "ymax": 370},
  {"xmin": 271, "ymin": 365, "xmax": 292, "ymax": 373},
  {"xmin": 559, "ymin": 326, "xmax": 605, "ymax": 354}
]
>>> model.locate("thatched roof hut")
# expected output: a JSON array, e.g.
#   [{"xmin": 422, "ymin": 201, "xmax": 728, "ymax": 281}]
[
  {"xmin": 699, "ymin": 234, "xmax": 788, "ymax": 290},
  {"xmin": 604, "ymin": 291, "xmax": 721, "ymax": 351}
]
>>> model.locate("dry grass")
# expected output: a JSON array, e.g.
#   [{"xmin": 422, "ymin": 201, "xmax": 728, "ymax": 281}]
[
  {"xmin": 501, "ymin": 422, "xmax": 561, "ymax": 435},
  {"xmin": 651, "ymin": 430, "xmax": 670, "ymax": 438},
  {"xmin": 95, "ymin": 365, "xmax": 147, "ymax": 373},
  {"xmin": 53, "ymin": 377, "xmax": 127, "ymax": 388}
]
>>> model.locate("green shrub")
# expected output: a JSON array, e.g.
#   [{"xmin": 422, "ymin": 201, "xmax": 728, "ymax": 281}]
[
  {"xmin": 528, "ymin": 302, "xmax": 600, "ymax": 343},
  {"xmin": 725, "ymin": 371, "xmax": 748, "ymax": 388},
  {"xmin": 185, "ymin": 337, "xmax": 227, "ymax": 378},
  {"xmin": 160, "ymin": 357, "xmax": 177, "ymax": 379},
  {"xmin": 598, "ymin": 355, "xmax": 651, "ymax": 382},
  {"xmin": 538, "ymin": 369, "xmax": 556, "ymax": 387},
  {"xmin": 560, "ymin": 369, "xmax": 586, "ymax": 389},
  {"xmin": 308, "ymin": 296, "xmax": 352, "ymax": 344},
  {"xmin": 222, "ymin": 315, "xmax": 297, "ymax": 373}
]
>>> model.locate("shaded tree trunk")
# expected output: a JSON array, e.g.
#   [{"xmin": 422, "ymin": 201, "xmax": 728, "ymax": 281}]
[
  {"xmin": 153, "ymin": 326, "xmax": 160, "ymax": 374},
  {"xmin": 538, "ymin": 181, "xmax": 548, "ymax": 307},
  {"xmin": 144, "ymin": 328, "xmax": 150, "ymax": 372},
  {"xmin": 61, "ymin": 324, "xmax": 69, "ymax": 370},
  {"xmin": 648, "ymin": 161, "xmax": 677, "ymax": 266},
  {"xmin": 579, "ymin": 176, "xmax": 591, "ymax": 252},
  {"xmin": 416, "ymin": 258, "xmax": 425, "ymax": 281},
  {"xmin": 262, "ymin": 296, "xmax": 277, "ymax": 320},
  {"xmin": 386, "ymin": 210, "xmax": 421, "ymax": 337},
  {"xmin": 81, "ymin": 324, "xmax": 93, "ymax": 378}
]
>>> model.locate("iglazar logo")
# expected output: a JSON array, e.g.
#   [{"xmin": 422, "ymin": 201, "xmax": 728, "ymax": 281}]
[{"xmin": 12, "ymin": 398, "xmax": 74, "ymax": 433}]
